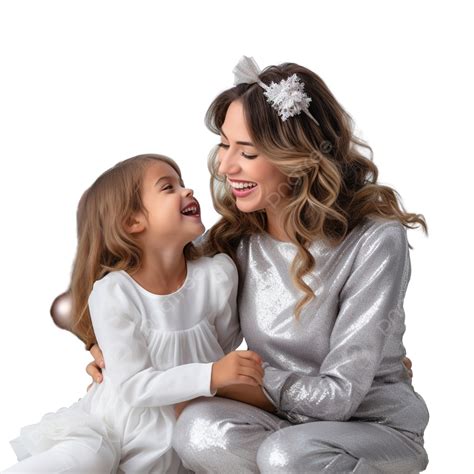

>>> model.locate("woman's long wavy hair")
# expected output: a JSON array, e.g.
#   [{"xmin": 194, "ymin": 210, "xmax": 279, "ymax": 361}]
[
  {"xmin": 199, "ymin": 62, "xmax": 428, "ymax": 321},
  {"xmin": 64, "ymin": 154, "xmax": 200, "ymax": 349}
]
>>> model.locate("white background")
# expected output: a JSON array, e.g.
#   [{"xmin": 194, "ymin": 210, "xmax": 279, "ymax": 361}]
[{"xmin": 0, "ymin": 1, "xmax": 471, "ymax": 471}]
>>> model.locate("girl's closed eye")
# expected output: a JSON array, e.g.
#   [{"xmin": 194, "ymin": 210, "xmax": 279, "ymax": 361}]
[{"xmin": 162, "ymin": 180, "xmax": 184, "ymax": 191}]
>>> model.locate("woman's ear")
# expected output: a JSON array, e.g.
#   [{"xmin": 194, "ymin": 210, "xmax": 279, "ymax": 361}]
[{"xmin": 124, "ymin": 213, "xmax": 146, "ymax": 234}]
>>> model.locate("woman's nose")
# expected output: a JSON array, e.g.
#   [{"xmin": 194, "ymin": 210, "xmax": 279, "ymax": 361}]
[{"xmin": 217, "ymin": 149, "xmax": 240, "ymax": 176}]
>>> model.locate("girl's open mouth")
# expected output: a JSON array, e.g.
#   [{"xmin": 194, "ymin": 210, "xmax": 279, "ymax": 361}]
[{"xmin": 180, "ymin": 202, "xmax": 201, "ymax": 218}]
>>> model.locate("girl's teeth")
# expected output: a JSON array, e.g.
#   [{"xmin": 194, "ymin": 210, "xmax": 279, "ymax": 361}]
[
  {"xmin": 230, "ymin": 181, "xmax": 257, "ymax": 189},
  {"xmin": 182, "ymin": 206, "xmax": 197, "ymax": 215}
]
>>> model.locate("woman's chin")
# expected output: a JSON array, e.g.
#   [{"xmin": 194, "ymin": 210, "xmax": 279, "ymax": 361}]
[{"xmin": 234, "ymin": 198, "xmax": 264, "ymax": 214}]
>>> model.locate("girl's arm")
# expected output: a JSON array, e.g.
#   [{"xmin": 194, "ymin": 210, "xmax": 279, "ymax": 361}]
[
  {"xmin": 85, "ymin": 253, "xmax": 244, "ymax": 390},
  {"xmin": 259, "ymin": 222, "xmax": 411, "ymax": 422},
  {"xmin": 212, "ymin": 253, "xmax": 244, "ymax": 354},
  {"xmin": 89, "ymin": 276, "xmax": 218, "ymax": 407},
  {"xmin": 90, "ymin": 275, "xmax": 263, "ymax": 408}
]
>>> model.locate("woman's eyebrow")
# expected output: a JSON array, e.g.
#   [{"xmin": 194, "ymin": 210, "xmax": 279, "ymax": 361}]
[{"xmin": 220, "ymin": 128, "xmax": 255, "ymax": 147}]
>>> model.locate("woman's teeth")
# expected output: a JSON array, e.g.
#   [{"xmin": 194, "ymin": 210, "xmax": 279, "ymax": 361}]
[{"xmin": 229, "ymin": 181, "xmax": 258, "ymax": 189}]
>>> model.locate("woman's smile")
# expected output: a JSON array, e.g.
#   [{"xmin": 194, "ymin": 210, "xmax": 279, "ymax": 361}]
[{"xmin": 227, "ymin": 178, "xmax": 259, "ymax": 198}]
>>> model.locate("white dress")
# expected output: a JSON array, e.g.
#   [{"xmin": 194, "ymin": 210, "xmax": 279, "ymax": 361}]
[{"xmin": 8, "ymin": 253, "xmax": 243, "ymax": 473}]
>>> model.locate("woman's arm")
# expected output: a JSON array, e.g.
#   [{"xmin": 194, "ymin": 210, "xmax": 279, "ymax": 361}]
[
  {"xmin": 261, "ymin": 222, "xmax": 412, "ymax": 422},
  {"xmin": 175, "ymin": 383, "xmax": 276, "ymax": 420},
  {"xmin": 216, "ymin": 384, "xmax": 277, "ymax": 413}
]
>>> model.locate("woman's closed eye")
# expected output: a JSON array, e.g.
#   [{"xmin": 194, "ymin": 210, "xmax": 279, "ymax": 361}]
[{"xmin": 217, "ymin": 143, "xmax": 258, "ymax": 160}]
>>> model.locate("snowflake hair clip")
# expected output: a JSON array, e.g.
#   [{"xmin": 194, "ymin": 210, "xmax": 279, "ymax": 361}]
[
  {"xmin": 263, "ymin": 74, "xmax": 315, "ymax": 122},
  {"xmin": 232, "ymin": 56, "xmax": 320, "ymax": 126}
]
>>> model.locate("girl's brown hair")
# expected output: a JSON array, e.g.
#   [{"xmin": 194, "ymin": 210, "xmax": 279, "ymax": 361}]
[
  {"xmin": 199, "ymin": 62, "xmax": 428, "ymax": 321},
  {"xmin": 61, "ymin": 154, "xmax": 200, "ymax": 349}
]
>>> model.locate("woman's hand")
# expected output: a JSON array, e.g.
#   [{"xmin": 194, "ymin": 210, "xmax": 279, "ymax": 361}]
[
  {"xmin": 402, "ymin": 356, "xmax": 413, "ymax": 378},
  {"xmin": 86, "ymin": 344, "xmax": 105, "ymax": 391}
]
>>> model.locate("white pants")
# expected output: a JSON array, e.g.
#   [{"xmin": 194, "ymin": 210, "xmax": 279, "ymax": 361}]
[
  {"xmin": 4, "ymin": 437, "xmax": 187, "ymax": 474},
  {"xmin": 3, "ymin": 439, "xmax": 118, "ymax": 474}
]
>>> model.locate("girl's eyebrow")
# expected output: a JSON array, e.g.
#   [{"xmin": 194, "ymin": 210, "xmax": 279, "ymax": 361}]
[
  {"xmin": 220, "ymin": 128, "xmax": 255, "ymax": 147},
  {"xmin": 154, "ymin": 175, "xmax": 184, "ymax": 187}
]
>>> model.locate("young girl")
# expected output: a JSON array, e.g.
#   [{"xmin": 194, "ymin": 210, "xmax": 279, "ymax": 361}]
[{"xmin": 4, "ymin": 153, "xmax": 269, "ymax": 473}]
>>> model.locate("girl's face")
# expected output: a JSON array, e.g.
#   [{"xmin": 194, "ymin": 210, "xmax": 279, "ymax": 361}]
[
  {"xmin": 128, "ymin": 161, "xmax": 205, "ymax": 246},
  {"xmin": 217, "ymin": 100, "xmax": 290, "ymax": 215}
]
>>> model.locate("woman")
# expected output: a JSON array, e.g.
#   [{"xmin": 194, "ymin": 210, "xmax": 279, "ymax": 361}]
[{"xmin": 58, "ymin": 57, "xmax": 429, "ymax": 473}]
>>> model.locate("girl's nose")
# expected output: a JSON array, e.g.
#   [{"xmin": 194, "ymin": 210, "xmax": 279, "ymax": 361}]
[{"xmin": 183, "ymin": 187, "xmax": 193, "ymax": 197}]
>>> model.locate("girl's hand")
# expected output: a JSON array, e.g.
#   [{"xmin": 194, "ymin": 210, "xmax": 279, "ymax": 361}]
[
  {"xmin": 402, "ymin": 356, "xmax": 413, "ymax": 378},
  {"xmin": 211, "ymin": 350, "xmax": 264, "ymax": 391},
  {"xmin": 85, "ymin": 344, "xmax": 105, "ymax": 391}
]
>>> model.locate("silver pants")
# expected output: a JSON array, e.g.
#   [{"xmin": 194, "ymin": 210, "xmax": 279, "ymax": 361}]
[{"xmin": 172, "ymin": 397, "xmax": 429, "ymax": 474}]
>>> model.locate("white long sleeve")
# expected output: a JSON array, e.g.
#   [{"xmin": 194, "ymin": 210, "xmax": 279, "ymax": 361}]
[
  {"xmin": 88, "ymin": 276, "xmax": 217, "ymax": 408},
  {"xmin": 211, "ymin": 253, "xmax": 244, "ymax": 354}
]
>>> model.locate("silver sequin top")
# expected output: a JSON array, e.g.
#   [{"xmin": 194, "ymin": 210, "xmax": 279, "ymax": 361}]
[{"xmin": 235, "ymin": 216, "xmax": 429, "ymax": 440}]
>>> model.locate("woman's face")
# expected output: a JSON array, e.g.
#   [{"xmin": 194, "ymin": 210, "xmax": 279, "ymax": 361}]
[{"xmin": 217, "ymin": 100, "xmax": 290, "ymax": 215}]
